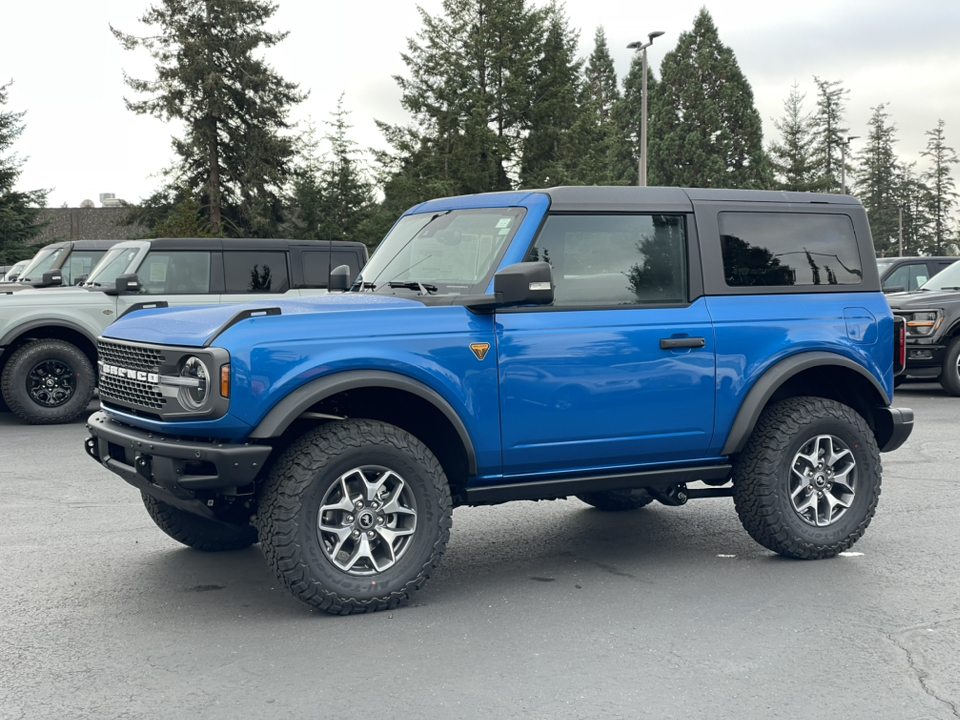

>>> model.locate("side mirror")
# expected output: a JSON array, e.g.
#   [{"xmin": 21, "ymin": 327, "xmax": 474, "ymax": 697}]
[
  {"xmin": 34, "ymin": 270, "xmax": 63, "ymax": 288},
  {"xmin": 329, "ymin": 264, "xmax": 352, "ymax": 292},
  {"xmin": 104, "ymin": 273, "xmax": 141, "ymax": 295},
  {"xmin": 493, "ymin": 262, "xmax": 554, "ymax": 307}
]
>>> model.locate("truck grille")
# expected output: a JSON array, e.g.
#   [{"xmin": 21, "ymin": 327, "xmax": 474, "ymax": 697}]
[{"xmin": 97, "ymin": 340, "xmax": 167, "ymax": 409}]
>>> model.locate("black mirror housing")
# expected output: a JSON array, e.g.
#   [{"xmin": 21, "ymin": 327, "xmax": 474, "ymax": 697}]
[
  {"xmin": 34, "ymin": 270, "xmax": 63, "ymax": 288},
  {"xmin": 104, "ymin": 273, "xmax": 141, "ymax": 295},
  {"xmin": 493, "ymin": 262, "xmax": 554, "ymax": 307},
  {"xmin": 329, "ymin": 264, "xmax": 352, "ymax": 292}
]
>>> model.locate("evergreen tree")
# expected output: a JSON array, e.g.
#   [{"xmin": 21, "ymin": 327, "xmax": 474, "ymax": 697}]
[
  {"xmin": 768, "ymin": 82, "xmax": 817, "ymax": 192},
  {"xmin": 647, "ymin": 9, "xmax": 768, "ymax": 189},
  {"xmin": 810, "ymin": 77, "xmax": 850, "ymax": 193},
  {"xmin": 286, "ymin": 96, "xmax": 376, "ymax": 247},
  {"xmin": 854, "ymin": 104, "xmax": 900, "ymax": 256},
  {"xmin": 614, "ymin": 51, "xmax": 661, "ymax": 187},
  {"xmin": 920, "ymin": 119, "xmax": 959, "ymax": 255},
  {"xmin": 571, "ymin": 27, "xmax": 632, "ymax": 184},
  {"xmin": 112, "ymin": 0, "xmax": 306, "ymax": 237},
  {"xmin": 0, "ymin": 80, "xmax": 48, "ymax": 264},
  {"xmin": 376, "ymin": 0, "xmax": 545, "ymax": 210},
  {"xmin": 518, "ymin": 3, "xmax": 582, "ymax": 188},
  {"xmin": 893, "ymin": 164, "xmax": 933, "ymax": 256}
]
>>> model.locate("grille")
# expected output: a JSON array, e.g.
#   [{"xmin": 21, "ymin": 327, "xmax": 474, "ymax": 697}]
[
  {"xmin": 97, "ymin": 340, "xmax": 167, "ymax": 409},
  {"xmin": 98, "ymin": 340, "xmax": 166, "ymax": 371}
]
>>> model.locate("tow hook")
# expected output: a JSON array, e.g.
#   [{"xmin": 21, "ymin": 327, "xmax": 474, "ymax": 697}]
[
  {"xmin": 84, "ymin": 437, "xmax": 100, "ymax": 462},
  {"xmin": 651, "ymin": 484, "xmax": 689, "ymax": 506}
]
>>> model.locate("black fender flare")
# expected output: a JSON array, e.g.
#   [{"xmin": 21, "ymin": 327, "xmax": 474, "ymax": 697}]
[
  {"xmin": 248, "ymin": 370, "xmax": 478, "ymax": 475},
  {"xmin": 721, "ymin": 351, "xmax": 890, "ymax": 456},
  {"xmin": 0, "ymin": 319, "xmax": 98, "ymax": 352}
]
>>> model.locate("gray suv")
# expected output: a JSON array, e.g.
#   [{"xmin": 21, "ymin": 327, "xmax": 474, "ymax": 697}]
[
  {"xmin": 0, "ymin": 237, "xmax": 367, "ymax": 424},
  {"xmin": 0, "ymin": 240, "xmax": 123, "ymax": 292}
]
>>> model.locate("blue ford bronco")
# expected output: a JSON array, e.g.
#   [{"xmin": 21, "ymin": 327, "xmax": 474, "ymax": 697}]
[{"xmin": 85, "ymin": 187, "xmax": 913, "ymax": 614}]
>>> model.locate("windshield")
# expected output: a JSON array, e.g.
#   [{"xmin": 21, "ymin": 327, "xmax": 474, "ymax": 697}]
[
  {"xmin": 2, "ymin": 260, "xmax": 29, "ymax": 281},
  {"xmin": 358, "ymin": 208, "xmax": 526, "ymax": 295},
  {"xmin": 85, "ymin": 245, "xmax": 146, "ymax": 287},
  {"xmin": 920, "ymin": 259, "xmax": 960, "ymax": 291},
  {"xmin": 17, "ymin": 247, "xmax": 64, "ymax": 282}
]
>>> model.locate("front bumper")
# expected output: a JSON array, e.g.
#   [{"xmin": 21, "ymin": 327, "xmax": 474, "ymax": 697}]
[{"xmin": 85, "ymin": 410, "xmax": 272, "ymax": 517}]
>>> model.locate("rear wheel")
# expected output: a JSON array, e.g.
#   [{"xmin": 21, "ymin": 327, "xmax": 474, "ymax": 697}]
[
  {"xmin": 0, "ymin": 340, "xmax": 95, "ymax": 424},
  {"xmin": 577, "ymin": 488, "xmax": 654, "ymax": 511},
  {"xmin": 732, "ymin": 396, "xmax": 881, "ymax": 559},
  {"xmin": 256, "ymin": 419, "xmax": 452, "ymax": 614},
  {"xmin": 939, "ymin": 337, "xmax": 960, "ymax": 396}
]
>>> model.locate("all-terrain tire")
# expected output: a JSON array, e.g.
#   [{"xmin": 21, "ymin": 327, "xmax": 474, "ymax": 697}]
[
  {"xmin": 142, "ymin": 493, "xmax": 258, "ymax": 551},
  {"xmin": 732, "ymin": 396, "xmax": 881, "ymax": 560},
  {"xmin": 577, "ymin": 489, "xmax": 654, "ymax": 511},
  {"xmin": 939, "ymin": 337, "xmax": 960, "ymax": 396},
  {"xmin": 1, "ymin": 339, "xmax": 95, "ymax": 424},
  {"xmin": 256, "ymin": 419, "xmax": 453, "ymax": 615}
]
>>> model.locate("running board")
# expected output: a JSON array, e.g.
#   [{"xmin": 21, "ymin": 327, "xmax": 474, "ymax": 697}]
[{"xmin": 464, "ymin": 464, "xmax": 732, "ymax": 505}]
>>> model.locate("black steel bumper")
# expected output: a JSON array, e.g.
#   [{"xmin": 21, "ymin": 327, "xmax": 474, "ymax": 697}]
[
  {"xmin": 875, "ymin": 406, "xmax": 914, "ymax": 453},
  {"xmin": 85, "ymin": 411, "xmax": 272, "ymax": 515}
]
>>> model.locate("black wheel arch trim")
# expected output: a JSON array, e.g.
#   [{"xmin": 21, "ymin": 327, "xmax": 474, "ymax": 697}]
[
  {"xmin": 0, "ymin": 319, "xmax": 98, "ymax": 352},
  {"xmin": 249, "ymin": 370, "xmax": 479, "ymax": 475},
  {"xmin": 722, "ymin": 351, "xmax": 892, "ymax": 456}
]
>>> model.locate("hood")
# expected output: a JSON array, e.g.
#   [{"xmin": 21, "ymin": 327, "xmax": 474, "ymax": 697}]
[
  {"xmin": 885, "ymin": 288, "xmax": 960, "ymax": 310},
  {"xmin": 0, "ymin": 285, "xmax": 104, "ymax": 304},
  {"xmin": 102, "ymin": 293, "xmax": 425, "ymax": 346}
]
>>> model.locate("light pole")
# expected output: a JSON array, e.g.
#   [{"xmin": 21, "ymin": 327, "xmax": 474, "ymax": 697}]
[
  {"xmin": 838, "ymin": 135, "xmax": 859, "ymax": 195},
  {"xmin": 627, "ymin": 30, "xmax": 664, "ymax": 187}
]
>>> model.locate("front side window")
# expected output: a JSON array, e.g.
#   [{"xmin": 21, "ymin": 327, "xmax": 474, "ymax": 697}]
[
  {"xmin": 224, "ymin": 252, "xmax": 289, "ymax": 293},
  {"xmin": 359, "ymin": 208, "xmax": 525, "ymax": 295},
  {"xmin": 527, "ymin": 214, "xmax": 688, "ymax": 307},
  {"xmin": 720, "ymin": 212, "xmax": 862, "ymax": 287},
  {"xmin": 62, "ymin": 251, "xmax": 106, "ymax": 285},
  {"xmin": 138, "ymin": 251, "xmax": 212, "ymax": 294}
]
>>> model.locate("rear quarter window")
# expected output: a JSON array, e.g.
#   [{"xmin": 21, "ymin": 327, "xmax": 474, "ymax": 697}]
[{"xmin": 719, "ymin": 212, "xmax": 862, "ymax": 287}]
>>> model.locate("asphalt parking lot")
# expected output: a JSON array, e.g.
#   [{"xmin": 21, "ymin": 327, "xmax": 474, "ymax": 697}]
[{"xmin": 1, "ymin": 385, "xmax": 958, "ymax": 720}]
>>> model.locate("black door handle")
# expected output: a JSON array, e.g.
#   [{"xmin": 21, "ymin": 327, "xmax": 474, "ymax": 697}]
[{"xmin": 660, "ymin": 337, "xmax": 706, "ymax": 349}]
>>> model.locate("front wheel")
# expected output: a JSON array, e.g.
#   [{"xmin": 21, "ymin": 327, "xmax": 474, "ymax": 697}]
[
  {"xmin": 0, "ymin": 339, "xmax": 95, "ymax": 424},
  {"xmin": 732, "ymin": 396, "xmax": 881, "ymax": 560},
  {"xmin": 256, "ymin": 419, "xmax": 452, "ymax": 614},
  {"xmin": 939, "ymin": 337, "xmax": 960, "ymax": 396}
]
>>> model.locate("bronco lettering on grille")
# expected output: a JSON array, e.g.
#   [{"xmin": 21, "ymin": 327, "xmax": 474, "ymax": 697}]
[{"xmin": 98, "ymin": 361, "xmax": 159, "ymax": 385}]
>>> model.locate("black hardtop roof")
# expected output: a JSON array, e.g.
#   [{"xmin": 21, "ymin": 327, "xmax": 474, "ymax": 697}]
[
  {"xmin": 133, "ymin": 237, "xmax": 367, "ymax": 252},
  {"xmin": 543, "ymin": 186, "xmax": 862, "ymax": 212}
]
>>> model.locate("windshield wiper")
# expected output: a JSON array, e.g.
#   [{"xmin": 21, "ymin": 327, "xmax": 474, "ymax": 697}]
[
  {"xmin": 352, "ymin": 281, "xmax": 377, "ymax": 291},
  {"xmin": 387, "ymin": 281, "xmax": 437, "ymax": 295}
]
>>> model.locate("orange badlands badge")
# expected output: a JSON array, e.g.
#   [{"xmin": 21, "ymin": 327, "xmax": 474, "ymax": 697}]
[{"xmin": 469, "ymin": 343, "xmax": 490, "ymax": 361}]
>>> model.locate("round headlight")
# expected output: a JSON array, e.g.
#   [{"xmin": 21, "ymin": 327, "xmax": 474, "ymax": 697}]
[{"xmin": 178, "ymin": 356, "xmax": 209, "ymax": 410}]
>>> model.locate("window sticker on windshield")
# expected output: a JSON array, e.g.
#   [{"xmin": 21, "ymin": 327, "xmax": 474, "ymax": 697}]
[
  {"xmin": 149, "ymin": 263, "xmax": 167, "ymax": 282},
  {"xmin": 496, "ymin": 218, "xmax": 512, "ymax": 229}
]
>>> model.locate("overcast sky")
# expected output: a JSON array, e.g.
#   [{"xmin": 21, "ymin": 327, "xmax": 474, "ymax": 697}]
[{"xmin": 3, "ymin": 0, "xmax": 958, "ymax": 208}]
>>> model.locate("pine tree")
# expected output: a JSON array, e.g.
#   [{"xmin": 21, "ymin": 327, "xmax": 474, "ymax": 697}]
[
  {"xmin": 854, "ymin": 104, "xmax": 900, "ymax": 256},
  {"xmin": 0, "ymin": 80, "xmax": 48, "ymax": 264},
  {"xmin": 893, "ymin": 164, "xmax": 933, "ymax": 256},
  {"xmin": 286, "ymin": 96, "xmax": 376, "ymax": 247},
  {"xmin": 920, "ymin": 120, "xmax": 959, "ymax": 255},
  {"xmin": 810, "ymin": 77, "xmax": 850, "ymax": 193},
  {"xmin": 377, "ymin": 0, "xmax": 545, "ymax": 210},
  {"xmin": 570, "ymin": 27, "xmax": 632, "ymax": 185},
  {"xmin": 647, "ymin": 9, "xmax": 768, "ymax": 189},
  {"xmin": 112, "ymin": 0, "xmax": 306, "ymax": 237},
  {"xmin": 518, "ymin": 3, "xmax": 582, "ymax": 188},
  {"xmin": 768, "ymin": 83, "xmax": 817, "ymax": 192},
  {"xmin": 614, "ymin": 51, "xmax": 661, "ymax": 187}
]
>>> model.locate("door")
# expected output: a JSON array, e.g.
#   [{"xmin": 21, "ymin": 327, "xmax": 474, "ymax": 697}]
[{"xmin": 497, "ymin": 213, "xmax": 716, "ymax": 478}]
